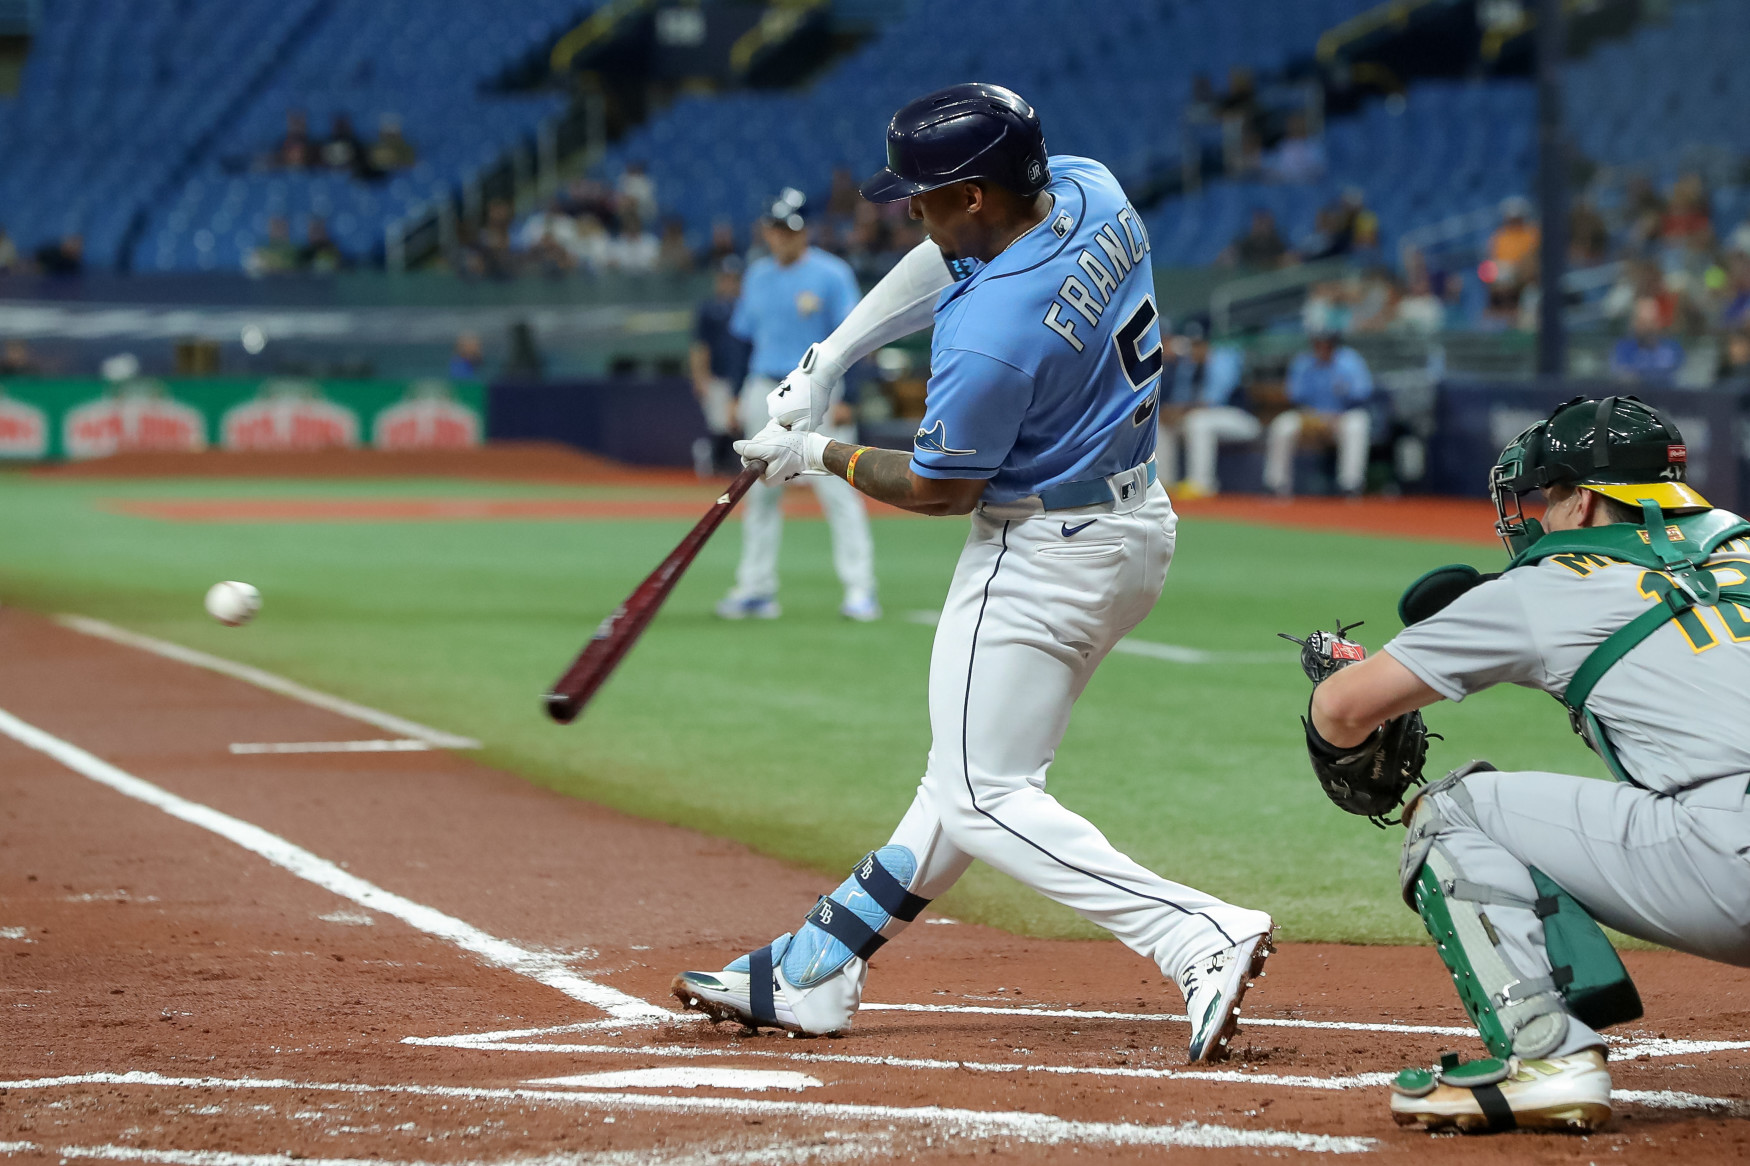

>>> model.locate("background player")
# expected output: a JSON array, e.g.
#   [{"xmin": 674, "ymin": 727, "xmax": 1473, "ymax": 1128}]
[
  {"xmin": 1297, "ymin": 395, "xmax": 1750, "ymax": 1131},
  {"xmin": 673, "ymin": 83, "xmax": 1273, "ymax": 1062},
  {"xmin": 718, "ymin": 189, "xmax": 879, "ymax": 622}
]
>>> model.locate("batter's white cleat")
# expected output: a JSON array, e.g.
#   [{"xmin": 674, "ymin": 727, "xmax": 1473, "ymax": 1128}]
[
  {"xmin": 1390, "ymin": 1048, "xmax": 1611, "ymax": 1133},
  {"xmin": 715, "ymin": 594, "xmax": 780, "ymax": 620},
  {"xmin": 671, "ymin": 935, "xmax": 863, "ymax": 1037},
  {"xmin": 671, "ymin": 967, "xmax": 804, "ymax": 1033},
  {"xmin": 1181, "ymin": 928, "xmax": 1273, "ymax": 1063},
  {"xmin": 840, "ymin": 592, "xmax": 882, "ymax": 622}
]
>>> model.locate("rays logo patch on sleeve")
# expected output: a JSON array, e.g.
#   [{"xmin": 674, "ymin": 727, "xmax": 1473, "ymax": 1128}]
[{"xmin": 914, "ymin": 420, "xmax": 976, "ymax": 457}]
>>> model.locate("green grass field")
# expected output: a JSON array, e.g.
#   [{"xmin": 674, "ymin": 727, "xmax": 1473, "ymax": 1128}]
[{"xmin": 0, "ymin": 471, "xmax": 1615, "ymax": 944}]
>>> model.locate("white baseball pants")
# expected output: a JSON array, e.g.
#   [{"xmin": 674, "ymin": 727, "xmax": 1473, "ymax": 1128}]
[
  {"xmin": 1180, "ymin": 406, "xmax": 1264, "ymax": 495},
  {"xmin": 732, "ymin": 375, "xmax": 875, "ymax": 602},
  {"xmin": 882, "ymin": 481, "xmax": 1270, "ymax": 981},
  {"xmin": 1263, "ymin": 407, "xmax": 1371, "ymax": 496}
]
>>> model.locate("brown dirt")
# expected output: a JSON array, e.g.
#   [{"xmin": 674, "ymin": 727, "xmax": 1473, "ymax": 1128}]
[
  {"xmin": 31, "ymin": 442, "xmax": 697, "ymax": 486},
  {"xmin": 4, "ymin": 609, "xmax": 1749, "ymax": 1163}
]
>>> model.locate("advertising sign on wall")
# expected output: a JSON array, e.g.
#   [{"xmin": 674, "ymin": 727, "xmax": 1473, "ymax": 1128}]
[{"xmin": 0, "ymin": 378, "xmax": 486, "ymax": 461}]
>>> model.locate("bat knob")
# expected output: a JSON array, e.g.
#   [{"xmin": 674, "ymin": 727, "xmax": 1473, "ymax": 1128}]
[{"xmin": 543, "ymin": 691, "xmax": 580, "ymax": 724}]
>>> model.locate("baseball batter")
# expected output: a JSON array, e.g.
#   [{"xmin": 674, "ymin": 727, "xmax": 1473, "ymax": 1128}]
[
  {"xmin": 673, "ymin": 83, "xmax": 1273, "ymax": 1063},
  {"xmin": 1296, "ymin": 395, "xmax": 1750, "ymax": 1131}
]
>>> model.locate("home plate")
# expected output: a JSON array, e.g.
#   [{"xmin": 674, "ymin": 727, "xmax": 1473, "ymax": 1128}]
[{"xmin": 530, "ymin": 1068, "xmax": 824, "ymax": 1092}]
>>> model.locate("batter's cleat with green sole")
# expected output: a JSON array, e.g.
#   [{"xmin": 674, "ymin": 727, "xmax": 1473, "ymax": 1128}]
[
  {"xmin": 1390, "ymin": 1048, "xmax": 1611, "ymax": 1133},
  {"xmin": 1182, "ymin": 926, "xmax": 1274, "ymax": 1063}
]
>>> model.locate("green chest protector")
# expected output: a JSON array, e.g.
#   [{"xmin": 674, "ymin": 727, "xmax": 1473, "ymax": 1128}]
[{"xmin": 1507, "ymin": 505, "xmax": 1750, "ymax": 784}]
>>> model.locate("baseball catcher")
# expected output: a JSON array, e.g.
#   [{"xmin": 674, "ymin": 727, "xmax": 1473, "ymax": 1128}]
[{"xmin": 1290, "ymin": 395, "xmax": 1750, "ymax": 1133}]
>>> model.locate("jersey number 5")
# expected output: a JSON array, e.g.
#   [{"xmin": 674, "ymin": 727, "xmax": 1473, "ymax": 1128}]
[{"xmin": 1114, "ymin": 296, "xmax": 1164, "ymax": 391}]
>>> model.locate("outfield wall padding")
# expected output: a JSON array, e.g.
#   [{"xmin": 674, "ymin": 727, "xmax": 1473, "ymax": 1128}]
[{"xmin": 486, "ymin": 378, "xmax": 710, "ymax": 467}]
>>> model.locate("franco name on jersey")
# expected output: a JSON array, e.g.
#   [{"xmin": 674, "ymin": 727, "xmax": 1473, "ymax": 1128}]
[{"xmin": 1041, "ymin": 204, "xmax": 1152, "ymax": 354}]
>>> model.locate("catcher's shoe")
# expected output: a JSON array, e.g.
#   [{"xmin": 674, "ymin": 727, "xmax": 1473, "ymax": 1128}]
[
  {"xmin": 1182, "ymin": 927, "xmax": 1274, "ymax": 1063},
  {"xmin": 671, "ymin": 933, "xmax": 860, "ymax": 1036},
  {"xmin": 1390, "ymin": 1048, "xmax": 1611, "ymax": 1133}
]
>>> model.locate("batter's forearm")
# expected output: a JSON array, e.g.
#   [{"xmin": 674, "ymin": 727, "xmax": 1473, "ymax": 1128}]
[{"xmin": 823, "ymin": 442, "xmax": 979, "ymax": 516}]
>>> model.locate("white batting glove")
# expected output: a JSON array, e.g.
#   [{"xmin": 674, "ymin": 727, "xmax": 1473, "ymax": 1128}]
[
  {"xmin": 765, "ymin": 343, "xmax": 844, "ymax": 433},
  {"xmin": 734, "ymin": 423, "xmax": 830, "ymax": 484}
]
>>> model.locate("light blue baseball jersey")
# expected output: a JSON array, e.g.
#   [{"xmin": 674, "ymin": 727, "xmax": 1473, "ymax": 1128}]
[
  {"xmin": 730, "ymin": 247, "xmax": 862, "ymax": 379},
  {"xmin": 911, "ymin": 155, "xmax": 1162, "ymax": 503}
]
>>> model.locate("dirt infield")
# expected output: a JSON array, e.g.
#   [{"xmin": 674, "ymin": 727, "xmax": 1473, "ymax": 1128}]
[{"xmin": 4, "ymin": 608, "xmax": 1750, "ymax": 1164}]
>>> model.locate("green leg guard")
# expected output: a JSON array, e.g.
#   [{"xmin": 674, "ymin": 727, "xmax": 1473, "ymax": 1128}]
[{"xmin": 1528, "ymin": 867, "xmax": 1642, "ymax": 1032}]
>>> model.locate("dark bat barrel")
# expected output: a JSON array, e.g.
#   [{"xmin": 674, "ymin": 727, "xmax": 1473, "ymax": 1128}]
[{"xmin": 544, "ymin": 462, "xmax": 764, "ymax": 723}]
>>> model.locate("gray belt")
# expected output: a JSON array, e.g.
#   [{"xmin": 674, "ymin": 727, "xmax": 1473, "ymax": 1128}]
[{"xmin": 1038, "ymin": 460, "xmax": 1157, "ymax": 511}]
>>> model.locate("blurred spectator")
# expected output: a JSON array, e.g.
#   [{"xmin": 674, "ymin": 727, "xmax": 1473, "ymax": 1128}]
[
  {"xmin": 1158, "ymin": 318, "xmax": 1252, "ymax": 498},
  {"xmin": 1261, "ymin": 113, "xmax": 1326, "ymax": 185},
  {"xmin": 1392, "ymin": 270, "xmax": 1446, "ymax": 335},
  {"xmin": 35, "ymin": 234, "xmax": 83, "ymax": 276},
  {"xmin": 690, "ymin": 257, "xmax": 751, "ymax": 476},
  {"xmin": 368, "ymin": 114, "xmax": 417, "ymax": 173},
  {"xmin": 0, "ymin": 339, "xmax": 38, "ymax": 375},
  {"xmin": 516, "ymin": 200, "xmax": 582, "ymax": 275},
  {"xmin": 826, "ymin": 167, "xmax": 860, "ymax": 223},
  {"xmin": 276, "ymin": 110, "xmax": 313, "ymax": 170},
  {"xmin": 1722, "ymin": 253, "xmax": 1750, "ymax": 330},
  {"xmin": 1603, "ymin": 257, "xmax": 1677, "ymax": 328},
  {"xmin": 1569, "ymin": 199, "xmax": 1610, "ymax": 265},
  {"xmin": 658, "ymin": 216, "xmax": 695, "ymax": 274},
  {"xmin": 504, "ymin": 320, "xmax": 545, "ymax": 380},
  {"xmin": 1350, "ymin": 268, "xmax": 1401, "ymax": 333},
  {"xmin": 1265, "ymin": 332, "xmax": 1373, "ymax": 497},
  {"xmin": 1218, "ymin": 67, "xmax": 1261, "ymax": 136},
  {"xmin": 0, "ymin": 225, "xmax": 15, "ymax": 273},
  {"xmin": 321, "ymin": 113, "xmax": 365, "ymax": 176},
  {"xmin": 464, "ymin": 199, "xmax": 518, "ymax": 279},
  {"xmin": 617, "ymin": 162, "xmax": 658, "ymax": 225},
  {"xmin": 245, "ymin": 216, "xmax": 300, "ymax": 276},
  {"xmin": 1610, "ymin": 296, "xmax": 1683, "ymax": 384},
  {"xmin": 297, "ymin": 218, "xmax": 347, "ymax": 273},
  {"xmin": 449, "ymin": 332, "xmax": 484, "ymax": 379},
  {"xmin": 1303, "ymin": 190, "xmax": 1372, "ymax": 261},
  {"xmin": 560, "ymin": 177, "xmax": 616, "ymax": 224},
  {"xmin": 1623, "ymin": 174, "xmax": 1665, "ymax": 248},
  {"xmin": 1302, "ymin": 280, "xmax": 1352, "ymax": 334},
  {"xmin": 569, "ymin": 216, "xmax": 611, "ymax": 272},
  {"xmin": 1660, "ymin": 173, "xmax": 1712, "ymax": 244},
  {"xmin": 1489, "ymin": 196, "xmax": 1540, "ymax": 283},
  {"xmin": 1727, "ymin": 215, "xmax": 1750, "ymax": 258},
  {"xmin": 1222, "ymin": 209, "xmax": 1290, "ymax": 268},
  {"xmin": 1719, "ymin": 328, "xmax": 1750, "ymax": 381},
  {"xmin": 612, "ymin": 211, "xmax": 659, "ymax": 273},
  {"xmin": 704, "ymin": 219, "xmax": 739, "ymax": 267}
]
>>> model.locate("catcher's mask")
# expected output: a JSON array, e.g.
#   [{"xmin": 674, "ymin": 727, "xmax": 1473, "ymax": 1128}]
[{"xmin": 1489, "ymin": 394, "xmax": 1709, "ymax": 556}]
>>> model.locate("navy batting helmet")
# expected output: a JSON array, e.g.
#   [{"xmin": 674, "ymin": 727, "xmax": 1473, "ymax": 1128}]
[{"xmin": 861, "ymin": 82, "xmax": 1049, "ymax": 203}]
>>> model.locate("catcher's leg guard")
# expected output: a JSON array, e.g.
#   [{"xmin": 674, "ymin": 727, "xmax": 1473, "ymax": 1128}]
[
  {"xmin": 1401, "ymin": 766, "xmax": 1570, "ymax": 1060},
  {"xmin": 672, "ymin": 846, "xmax": 930, "ymax": 1035}
]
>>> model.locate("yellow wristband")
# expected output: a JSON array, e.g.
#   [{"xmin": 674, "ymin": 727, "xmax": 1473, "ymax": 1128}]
[{"xmin": 845, "ymin": 445, "xmax": 869, "ymax": 487}]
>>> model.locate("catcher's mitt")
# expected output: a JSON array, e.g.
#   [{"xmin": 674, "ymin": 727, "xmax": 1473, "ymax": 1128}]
[{"xmin": 1281, "ymin": 620, "xmax": 1436, "ymax": 828}]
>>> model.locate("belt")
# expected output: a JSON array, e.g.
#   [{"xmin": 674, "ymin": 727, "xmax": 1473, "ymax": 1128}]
[{"xmin": 1038, "ymin": 460, "xmax": 1157, "ymax": 511}]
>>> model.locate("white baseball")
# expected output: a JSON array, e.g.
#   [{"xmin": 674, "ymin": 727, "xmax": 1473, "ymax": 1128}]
[{"xmin": 204, "ymin": 581, "xmax": 261, "ymax": 627}]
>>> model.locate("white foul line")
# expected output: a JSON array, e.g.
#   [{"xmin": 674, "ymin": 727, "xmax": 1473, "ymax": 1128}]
[
  {"xmin": 229, "ymin": 740, "xmax": 433, "ymax": 754},
  {"xmin": 0, "ymin": 1072, "xmax": 1376, "ymax": 1155},
  {"xmin": 55, "ymin": 615, "xmax": 481, "ymax": 750},
  {"xmin": 903, "ymin": 611, "xmax": 1290, "ymax": 664},
  {"xmin": 0, "ymin": 706, "xmax": 662, "ymax": 1024},
  {"xmin": 859, "ymin": 1000, "xmax": 1477, "ymax": 1036}
]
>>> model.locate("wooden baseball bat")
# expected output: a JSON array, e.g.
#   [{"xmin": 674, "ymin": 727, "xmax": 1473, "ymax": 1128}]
[{"xmin": 544, "ymin": 461, "xmax": 765, "ymax": 724}]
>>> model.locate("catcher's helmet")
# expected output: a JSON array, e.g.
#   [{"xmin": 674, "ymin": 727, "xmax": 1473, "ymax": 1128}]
[
  {"xmin": 1490, "ymin": 394, "xmax": 1709, "ymax": 554},
  {"xmin": 861, "ymin": 82, "xmax": 1049, "ymax": 203}
]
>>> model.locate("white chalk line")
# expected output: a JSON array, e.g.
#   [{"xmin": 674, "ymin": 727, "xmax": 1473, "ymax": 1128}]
[
  {"xmin": 903, "ymin": 610, "xmax": 1290, "ymax": 664},
  {"xmin": 0, "ymin": 1072, "xmax": 1377, "ymax": 1155},
  {"xmin": 55, "ymin": 614, "xmax": 481, "ymax": 749},
  {"xmin": 860, "ymin": 999, "xmax": 1476, "ymax": 1035},
  {"xmin": 531, "ymin": 1068, "xmax": 823, "ymax": 1092},
  {"xmin": 229, "ymin": 740, "xmax": 433, "ymax": 754},
  {"xmin": 0, "ymin": 1137, "xmax": 898, "ymax": 1166},
  {"xmin": 0, "ymin": 705, "xmax": 662, "ymax": 1024}
]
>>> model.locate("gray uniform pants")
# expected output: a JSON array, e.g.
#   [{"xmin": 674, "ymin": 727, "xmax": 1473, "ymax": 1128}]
[{"xmin": 1425, "ymin": 768, "xmax": 1750, "ymax": 1054}]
